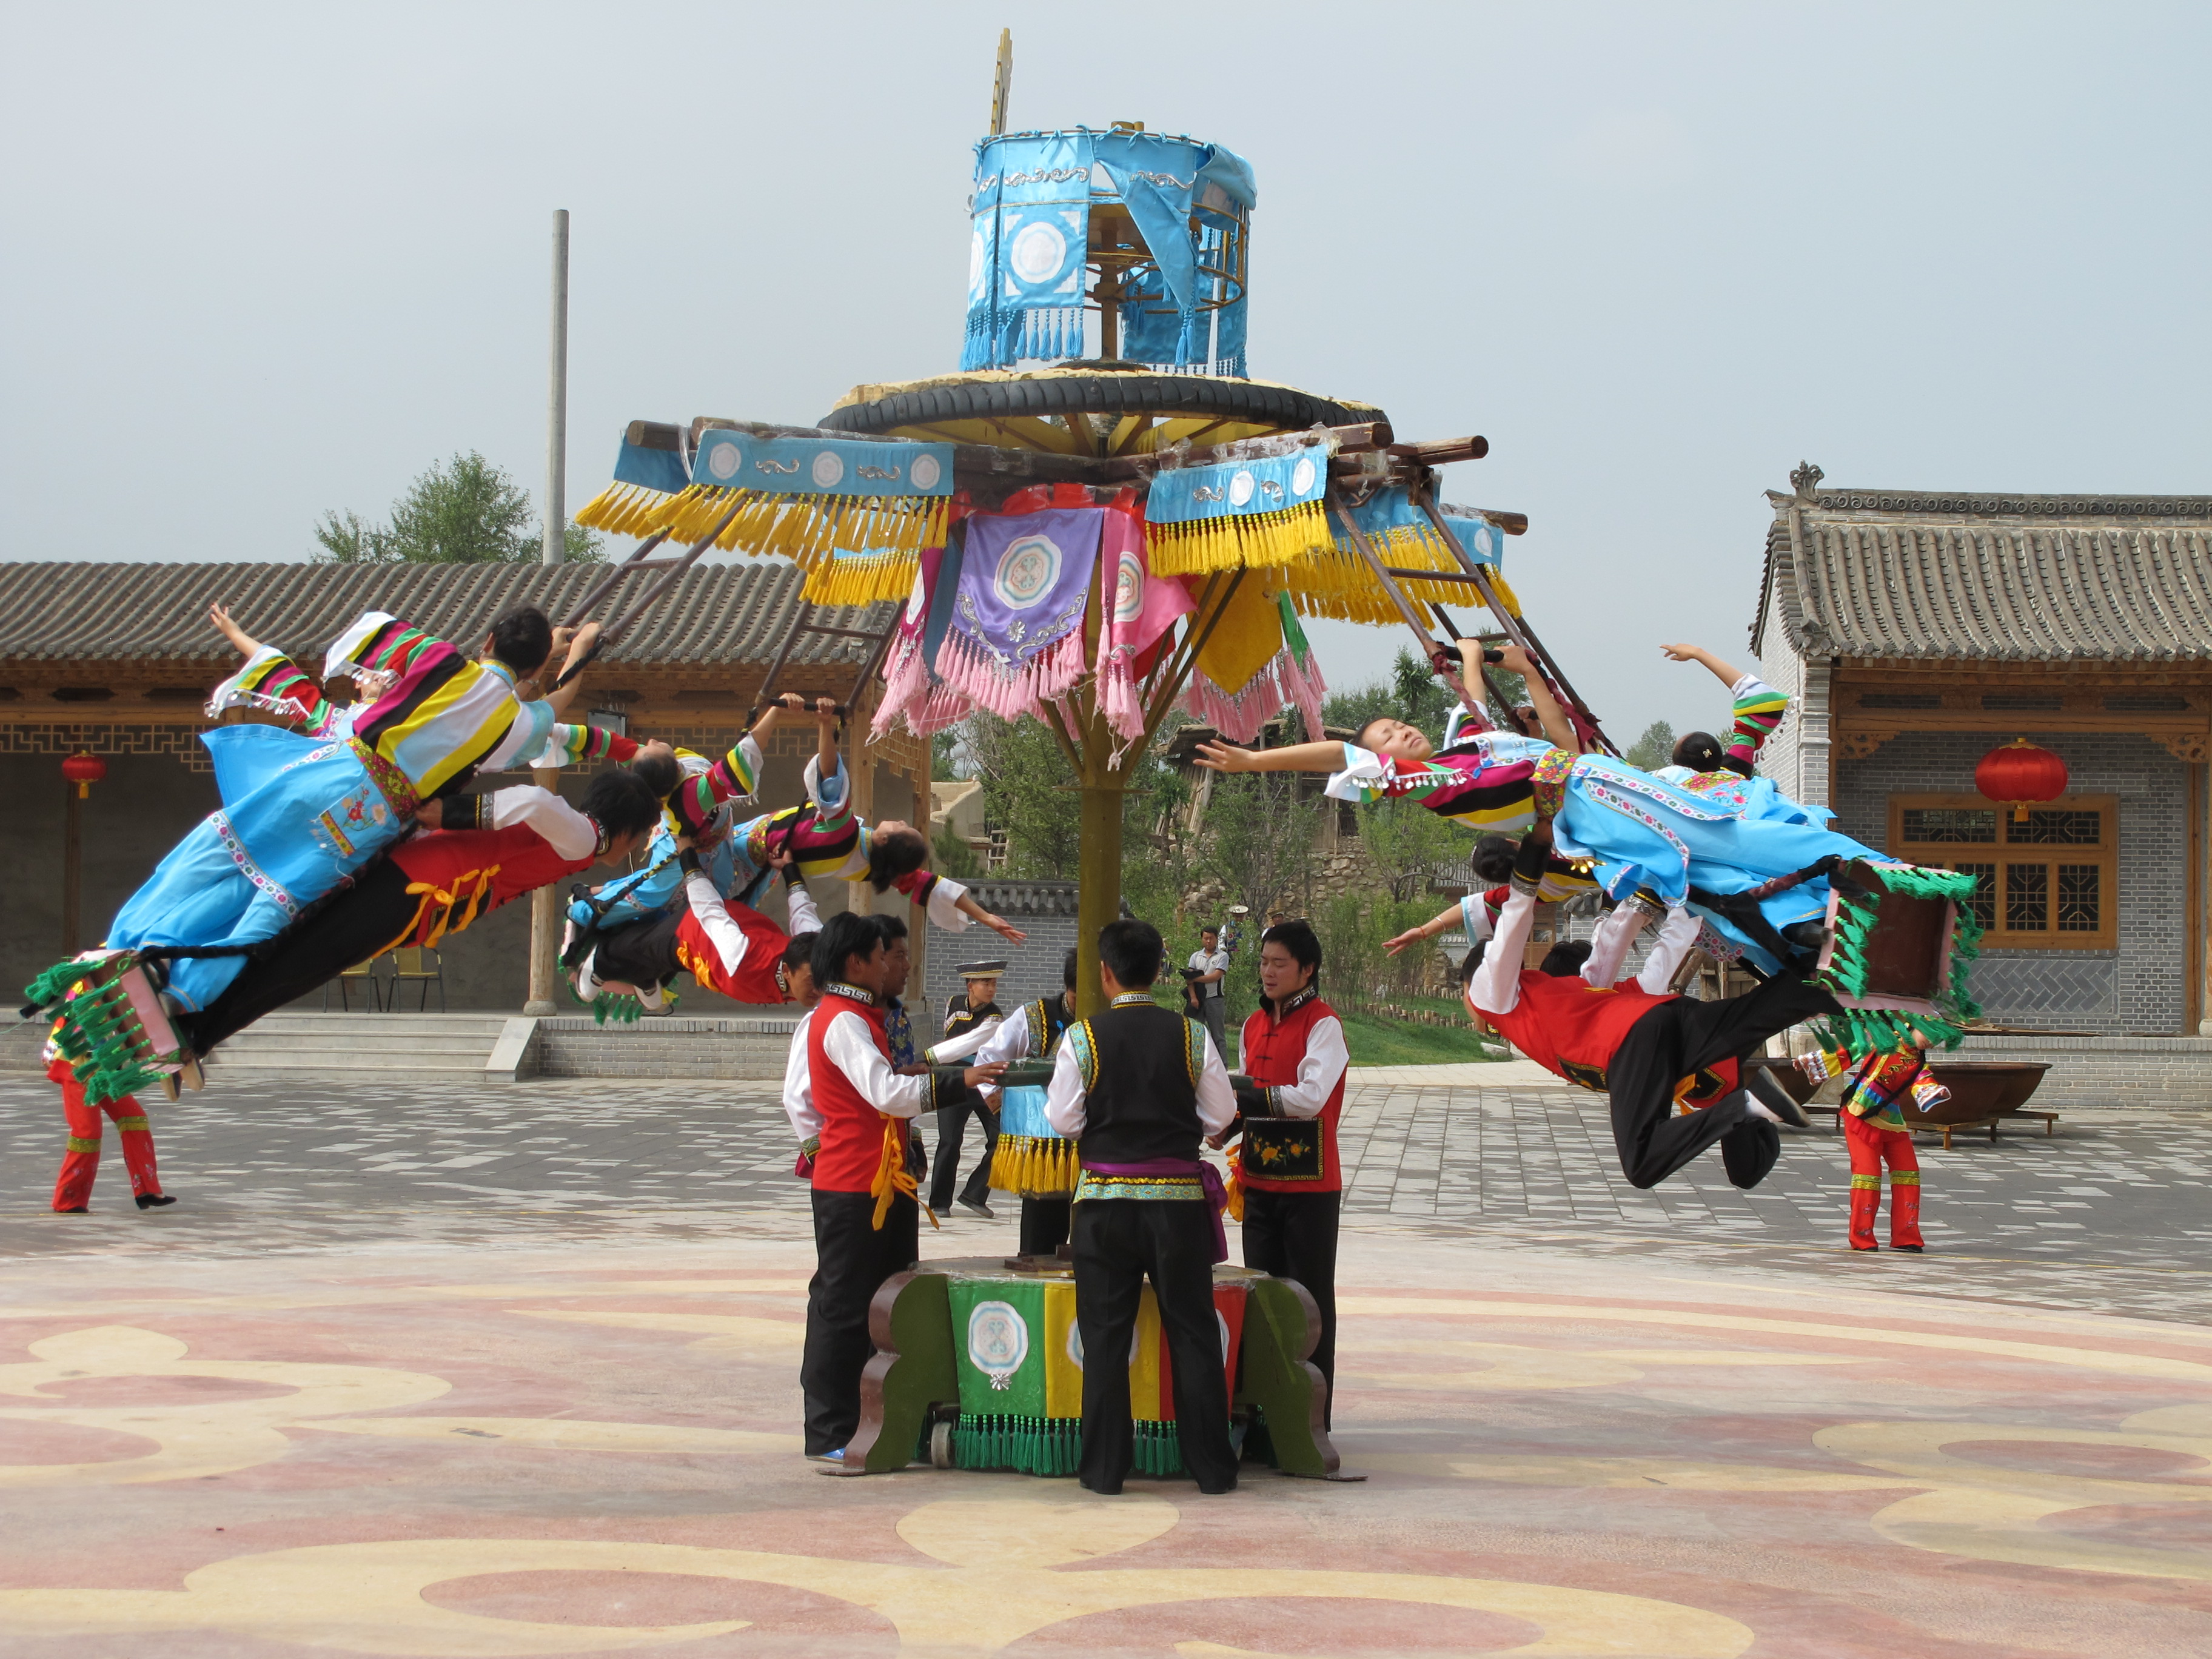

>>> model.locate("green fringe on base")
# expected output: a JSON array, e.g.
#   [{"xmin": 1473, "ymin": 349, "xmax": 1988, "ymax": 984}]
[{"xmin": 950, "ymin": 1413, "xmax": 1083, "ymax": 1476}]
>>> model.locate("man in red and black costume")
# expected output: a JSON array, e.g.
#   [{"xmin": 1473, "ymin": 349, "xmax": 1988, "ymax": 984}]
[
  {"xmin": 1463, "ymin": 828, "xmax": 1823, "ymax": 1191},
  {"xmin": 570, "ymin": 834, "xmax": 821, "ymax": 1011},
  {"xmin": 800, "ymin": 911, "xmax": 1003, "ymax": 1464},
  {"xmin": 174, "ymin": 760, "xmax": 671, "ymax": 1059},
  {"xmin": 1224, "ymin": 919, "xmax": 1350, "ymax": 1424}
]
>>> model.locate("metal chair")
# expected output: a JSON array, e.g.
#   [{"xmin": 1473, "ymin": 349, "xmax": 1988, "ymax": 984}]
[
  {"xmin": 324, "ymin": 956, "xmax": 384, "ymax": 1012},
  {"xmin": 388, "ymin": 946, "xmax": 446, "ymax": 1013}
]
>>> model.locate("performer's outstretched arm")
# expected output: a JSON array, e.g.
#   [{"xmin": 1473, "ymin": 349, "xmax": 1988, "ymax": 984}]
[
  {"xmin": 1496, "ymin": 643, "xmax": 1575, "ymax": 752},
  {"xmin": 205, "ymin": 603, "xmax": 350, "ymax": 736},
  {"xmin": 1661, "ymin": 643, "xmax": 1789, "ymax": 770},
  {"xmin": 891, "ymin": 870, "xmax": 1028, "ymax": 943},
  {"xmin": 1386, "ymin": 902, "xmax": 1478, "ymax": 956}
]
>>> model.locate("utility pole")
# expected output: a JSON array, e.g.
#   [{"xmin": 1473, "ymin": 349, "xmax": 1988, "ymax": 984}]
[{"xmin": 525, "ymin": 208, "xmax": 570, "ymax": 1017}]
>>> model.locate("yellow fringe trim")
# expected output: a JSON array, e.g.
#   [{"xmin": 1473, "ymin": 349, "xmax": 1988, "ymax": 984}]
[
  {"xmin": 575, "ymin": 482, "xmax": 672, "ymax": 538},
  {"xmin": 647, "ymin": 486, "xmax": 948, "ymax": 564},
  {"xmin": 988, "ymin": 1133, "xmax": 1081, "ymax": 1198},
  {"xmin": 1144, "ymin": 498, "xmax": 1332, "ymax": 576},
  {"xmin": 801, "ymin": 550, "xmax": 921, "ymax": 607}
]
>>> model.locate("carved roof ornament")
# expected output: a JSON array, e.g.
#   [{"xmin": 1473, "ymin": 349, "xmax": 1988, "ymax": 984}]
[{"xmin": 1790, "ymin": 460, "xmax": 1825, "ymax": 500}]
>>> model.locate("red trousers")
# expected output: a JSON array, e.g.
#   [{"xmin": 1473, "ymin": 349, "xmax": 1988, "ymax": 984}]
[
  {"xmin": 50, "ymin": 1065, "xmax": 162, "ymax": 1211},
  {"xmin": 1844, "ymin": 1110, "xmax": 1921, "ymax": 1250}
]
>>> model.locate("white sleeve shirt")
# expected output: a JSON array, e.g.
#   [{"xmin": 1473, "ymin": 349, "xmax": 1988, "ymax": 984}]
[
  {"xmin": 1261, "ymin": 1014, "xmax": 1349, "ymax": 1121},
  {"xmin": 487, "ymin": 786, "xmax": 598, "ymax": 862},
  {"xmin": 922, "ymin": 875, "xmax": 972, "ymax": 932},
  {"xmin": 683, "ymin": 870, "xmax": 753, "ymax": 977},
  {"xmin": 927, "ymin": 1016, "xmax": 1004, "ymax": 1065},
  {"xmin": 1042, "ymin": 1022, "xmax": 1239, "ymax": 1139},
  {"xmin": 820, "ymin": 1008, "xmax": 930, "ymax": 1119},
  {"xmin": 971, "ymin": 1010, "xmax": 1037, "ymax": 1068},
  {"xmin": 1637, "ymin": 906, "xmax": 1705, "ymax": 994},
  {"xmin": 782, "ymin": 1008, "xmax": 820, "ymax": 1143},
  {"xmin": 785, "ymin": 880, "xmax": 820, "ymax": 939},
  {"xmin": 1467, "ymin": 888, "xmax": 1541, "ymax": 1017}
]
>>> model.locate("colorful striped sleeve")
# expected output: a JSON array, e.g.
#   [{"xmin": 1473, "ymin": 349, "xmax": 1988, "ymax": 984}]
[
  {"xmin": 526, "ymin": 723, "xmax": 643, "ymax": 769},
  {"xmin": 204, "ymin": 646, "xmax": 350, "ymax": 739},
  {"xmin": 1724, "ymin": 675, "xmax": 1789, "ymax": 768},
  {"xmin": 703, "ymin": 734, "xmax": 764, "ymax": 805}
]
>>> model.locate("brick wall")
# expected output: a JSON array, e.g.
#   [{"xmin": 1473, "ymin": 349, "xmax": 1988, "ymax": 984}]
[
  {"xmin": 1835, "ymin": 729, "xmax": 2187, "ymax": 1034},
  {"xmin": 916, "ymin": 880, "xmax": 1080, "ymax": 1037}
]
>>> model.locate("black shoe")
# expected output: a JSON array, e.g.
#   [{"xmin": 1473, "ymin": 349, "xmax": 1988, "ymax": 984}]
[
  {"xmin": 1079, "ymin": 1477, "xmax": 1123, "ymax": 1495},
  {"xmin": 1744, "ymin": 1070, "xmax": 1812, "ymax": 1130},
  {"xmin": 1780, "ymin": 920, "xmax": 1828, "ymax": 957},
  {"xmin": 54, "ymin": 1205, "xmax": 88, "ymax": 1215},
  {"xmin": 959, "ymin": 1199, "xmax": 995, "ymax": 1220},
  {"xmin": 135, "ymin": 1194, "xmax": 176, "ymax": 1210},
  {"xmin": 1196, "ymin": 1478, "xmax": 1238, "ymax": 1495},
  {"xmin": 1894, "ymin": 1243, "xmax": 1923, "ymax": 1252}
]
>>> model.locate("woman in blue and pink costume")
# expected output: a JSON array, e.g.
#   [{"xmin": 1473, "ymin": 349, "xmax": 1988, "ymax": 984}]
[
  {"xmin": 1196, "ymin": 641, "xmax": 1888, "ymax": 976},
  {"xmin": 92, "ymin": 603, "xmax": 605, "ymax": 1017}
]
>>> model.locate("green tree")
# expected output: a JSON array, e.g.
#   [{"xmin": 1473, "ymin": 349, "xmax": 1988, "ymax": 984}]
[
  {"xmin": 930, "ymin": 729, "xmax": 964, "ymax": 781},
  {"xmin": 315, "ymin": 452, "xmax": 605, "ymax": 565},
  {"xmin": 931, "ymin": 823, "xmax": 982, "ymax": 879},
  {"xmin": 1625, "ymin": 719, "xmax": 1676, "ymax": 773}
]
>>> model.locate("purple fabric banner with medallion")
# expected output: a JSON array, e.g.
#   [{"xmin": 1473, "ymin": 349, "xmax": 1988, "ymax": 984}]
[{"xmin": 936, "ymin": 507, "xmax": 1103, "ymax": 720}]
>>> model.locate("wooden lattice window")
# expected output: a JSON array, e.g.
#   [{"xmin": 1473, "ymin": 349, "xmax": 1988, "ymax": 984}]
[{"xmin": 1888, "ymin": 794, "xmax": 2116, "ymax": 951}]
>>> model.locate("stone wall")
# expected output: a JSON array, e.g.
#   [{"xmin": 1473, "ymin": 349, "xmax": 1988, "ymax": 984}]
[
  {"xmin": 1834, "ymin": 729, "xmax": 2188, "ymax": 1034},
  {"xmin": 916, "ymin": 880, "xmax": 1080, "ymax": 1035}
]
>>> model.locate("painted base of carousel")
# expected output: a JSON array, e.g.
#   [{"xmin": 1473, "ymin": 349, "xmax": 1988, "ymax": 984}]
[{"xmin": 836, "ymin": 1256, "xmax": 1344, "ymax": 1481}]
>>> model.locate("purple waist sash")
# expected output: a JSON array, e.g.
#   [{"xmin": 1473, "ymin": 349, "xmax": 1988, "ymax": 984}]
[{"xmin": 1082, "ymin": 1156, "xmax": 1228, "ymax": 1264}]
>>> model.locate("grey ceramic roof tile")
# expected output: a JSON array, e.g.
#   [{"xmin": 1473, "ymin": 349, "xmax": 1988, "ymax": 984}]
[
  {"xmin": 1753, "ymin": 488, "xmax": 2212, "ymax": 662},
  {"xmin": 0, "ymin": 561, "xmax": 891, "ymax": 671}
]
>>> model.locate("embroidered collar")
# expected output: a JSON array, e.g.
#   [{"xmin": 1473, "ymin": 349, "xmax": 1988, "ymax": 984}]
[
  {"xmin": 826, "ymin": 982, "xmax": 875, "ymax": 1005},
  {"xmin": 1269, "ymin": 985, "xmax": 1319, "ymax": 1021},
  {"xmin": 1110, "ymin": 992, "xmax": 1154, "ymax": 1008},
  {"xmin": 587, "ymin": 814, "xmax": 609, "ymax": 857}
]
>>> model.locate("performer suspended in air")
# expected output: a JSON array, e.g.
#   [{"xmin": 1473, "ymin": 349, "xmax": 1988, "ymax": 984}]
[
  {"xmin": 794, "ymin": 913, "xmax": 1003, "ymax": 1463},
  {"xmin": 1046, "ymin": 918, "xmax": 1240, "ymax": 1495},
  {"xmin": 1460, "ymin": 829, "xmax": 1830, "ymax": 1192},
  {"xmin": 1220, "ymin": 919, "xmax": 1349, "ymax": 1425},
  {"xmin": 79, "ymin": 602, "xmax": 608, "ymax": 1026},
  {"xmin": 572, "ymin": 695, "xmax": 1026, "ymax": 944},
  {"xmin": 1196, "ymin": 638, "xmax": 1891, "ymax": 977},
  {"xmin": 179, "ymin": 761, "xmax": 672, "ymax": 1061}
]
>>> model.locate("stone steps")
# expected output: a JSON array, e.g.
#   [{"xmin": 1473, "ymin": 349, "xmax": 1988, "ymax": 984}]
[{"xmin": 534, "ymin": 1014, "xmax": 799, "ymax": 1081}]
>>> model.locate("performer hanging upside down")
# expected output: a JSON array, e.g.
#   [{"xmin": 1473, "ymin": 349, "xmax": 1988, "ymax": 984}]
[
  {"xmin": 1461, "ymin": 829, "xmax": 1831, "ymax": 1191},
  {"xmin": 1196, "ymin": 638, "xmax": 1892, "ymax": 977},
  {"xmin": 574, "ymin": 697, "xmax": 1026, "ymax": 946},
  {"xmin": 1651, "ymin": 642, "xmax": 1791, "ymax": 791},
  {"xmin": 1045, "ymin": 918, "xmax": 1239, "ymax": 1495},
  {"xmin": 83, "ymin": 603, "xmax": 608, "ymax": 1025},
  {"xmin": 1220, "ymin": 919, "xmax": 1349, "ymax": 1426},
  {"xmin": 797, "ymin": 913, "xmax": 1004, "ymax": 1463},
  {"xmin": 176, "ymin": 761, "xmax": 673, "ymax": 1061}
]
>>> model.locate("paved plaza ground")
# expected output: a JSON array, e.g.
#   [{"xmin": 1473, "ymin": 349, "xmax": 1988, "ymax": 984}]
[{"xmin": 2, "ymin": 1070, "xmax": 2211, "ymax": 1655}]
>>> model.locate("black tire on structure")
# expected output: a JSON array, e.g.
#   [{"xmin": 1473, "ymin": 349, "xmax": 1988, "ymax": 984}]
[{"xmin": 819, "ymin": 374, "xmax": 1386, "ymax": 437}]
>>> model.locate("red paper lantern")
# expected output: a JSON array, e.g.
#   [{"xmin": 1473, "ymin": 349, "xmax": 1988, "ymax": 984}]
[
  {"xmin": 61, "ymin": 752, "xmax": 107, "ymax": 799},
  {"xmin": 1975, "ymin": 737, "xmax": 2068, "ymax": 823}
]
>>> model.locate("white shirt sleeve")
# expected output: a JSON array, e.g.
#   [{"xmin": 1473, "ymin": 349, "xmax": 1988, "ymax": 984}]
[
  {"xmin": 1637, "ymin": 907, "xmax": 1706, "ymax": 994},
  {"xmin": 971, "ymin": 1011, "xmax": 1034, "ymax": 1067},
  {"xmin": 1195, "ymin": 1029, "xmax": 1238, "ymax": 1137},
  {"xmin": 1469, "ymin": 888, "xmax": 1540, "ymax": 1016},
  {"xmin": 923, "ymin": 874, "xmax": 971, "ymax": 932},
  {"xmin": 486, "ymin": 786, "xmax": 600, "ymax": 863},
  {"xmin": 1458, "ymin": 894, "xmax": 1494, "ymax": 942},
  {"xmin": 783, "ymin": 880, "xmax": 820, "ymax": 939},
  {"xmin": 1042, "ymin": 1036, "xmax": 1087, "ymax": 1136},
  {"xmin": 822, "ymin": 1008, "xmax": 930, "ymax": 1118},
  {"xmin": 782, "ymin": 1010, "xmax": 820, "ymax": 1142},
  {"xmin": 1322, "ymin": 743, "xmax": 1391, "ymax": 805},
  {"xmin": 1263, "ymin": 1015, "xmax": 1348, "ymax": 1121},
  {"xmin": 926, "ymin": 1016, "xmax": 1002, "ymax": 1065},
  {"xmin": 1581, "ymin": 896, "xmax": 1661, "ymax": 988},
  {"xmin": 682, "ymin": 870, "xmax": 750, "ymax": 976}
]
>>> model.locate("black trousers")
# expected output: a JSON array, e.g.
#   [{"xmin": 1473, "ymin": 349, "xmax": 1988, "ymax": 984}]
[
  {"xmin": 1071, "ymin": 1199, "xmax": 1238, "ymax": 1494},
  {"xmin": 1191, "ymin": 996, "xmax": 1228, "ymax": 1062},
  {"xmin": 1019, "ymin": 1196, "xmax": 1071, "ymax": 1256},
  {"xmin": 1607, "ymin": 975, "xmax": 1841, "ymax": 1190},
  {"xmin": 799, "ymin": 1188, "xmax": 918, "ymax": 1456},
  {"xmin": 590, "ymin": 908, "xmax": 684, "ymax": 988},
  {"xmin": 183, "ymin": 859, "xmax": 420, "ymax": 1056},
  {"xmin": 1239, "ymin": 1187, "xmax": 1341, "ymax": 1427},
  {"xmin": 927, "ymin": 1087, "xmax": 997, "ymax": 1212}
]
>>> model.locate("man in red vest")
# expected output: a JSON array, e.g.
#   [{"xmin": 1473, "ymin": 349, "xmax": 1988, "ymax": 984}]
[
  {"xmin": 1464, "ymin": 829, "xmax": 1824, "ymax": 1191},
  {"xmin": 1225, "ymin": 919, "xmax": 1349, "ymax": 1424},
  {"xmin": 571, "ymin": 834, "xmax": 821, "ymax": 1011},
  {"xmin": 800, "ymin": 911, "xmax": 1002, "ymax": 1463}
]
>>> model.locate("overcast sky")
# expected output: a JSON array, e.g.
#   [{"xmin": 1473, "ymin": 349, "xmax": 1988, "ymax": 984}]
[{"xmin": 4, "ymin": 2, "xmax": 2204, "ymax": 740}]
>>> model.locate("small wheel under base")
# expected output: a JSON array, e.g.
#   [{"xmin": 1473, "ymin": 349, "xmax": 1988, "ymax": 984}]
[{"xmin": 929, "ymin": 1415, "xmax": 956, "ymax": 1470}]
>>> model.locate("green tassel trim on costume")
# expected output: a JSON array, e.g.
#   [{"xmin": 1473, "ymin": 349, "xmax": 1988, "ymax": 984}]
[
  {"xmin": 21, "ymin": 957, "xmax": 90, "ymax": 1014},
  {"xmin": 949, "ymin": 1412, "xmax": 1084, "ymax": 1476},
  {"xmin": 1811, "ymin": 862, "xmax": 1987, "ymax": 1054},
  {"xmin": 591, "ymin": 993, "xmax": 642, "ymax": 1027}
]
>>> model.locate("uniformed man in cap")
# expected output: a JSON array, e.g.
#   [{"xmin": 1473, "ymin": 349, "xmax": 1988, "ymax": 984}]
[{"xmin": 924, "ymin": 959, "xmax": 1007, "ymax": 1218}]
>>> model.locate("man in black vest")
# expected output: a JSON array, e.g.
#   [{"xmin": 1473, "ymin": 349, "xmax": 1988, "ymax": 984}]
[{"xmin": 1044, "ymin": 919, "xmax": 1239, "ymax": 1496}]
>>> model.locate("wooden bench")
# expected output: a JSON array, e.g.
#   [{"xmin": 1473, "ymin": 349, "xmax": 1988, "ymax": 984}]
[{"xmin": 1808, "ymin": 1104, "xmax": 2059, "ymax": 1150}]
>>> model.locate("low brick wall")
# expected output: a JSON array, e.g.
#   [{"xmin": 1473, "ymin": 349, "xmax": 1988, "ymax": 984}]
[
  {"xmin": 1951, "ymin": 1033, "xmax": 2212, "ymax": 1111},
  {"xmin": 533, "ymin": 1014, "xmax": 800, "ymax": 1081}
]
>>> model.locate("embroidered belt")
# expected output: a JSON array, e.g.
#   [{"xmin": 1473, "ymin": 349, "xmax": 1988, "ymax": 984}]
[
  {"xmin": 210, "ymin": 811, "xmax": 300, "ymax": 917},
  {"xmin": 1532, "ymin": 748, "xmax": 1578, "ymax": 824},
  {"xmin": 347, "ymin": 737, "xmax": 421, "ymax": 819}
]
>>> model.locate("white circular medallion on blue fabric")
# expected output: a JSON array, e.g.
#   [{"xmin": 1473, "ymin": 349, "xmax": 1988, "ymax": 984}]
[
  {"xmin": 1228, "ymin": 469, "xmax": 1256, "ymax": 508},
  {"xmin": 1471, "ymin": 523, "xmax": 1495, "ymax": 559},
  {"xmin": 968, "ymin": 226, "xmax": 988, "ymax": 299},
  {"xmin": 909, "ymin": 453, "xmax": 943, "ymax": 492},
  {"xmin": 810, "ymin": 450, "xmax": 846, "ymax": 491},
  {"xmin": 1290, "ymin": 455, "xmax": 1318, "ymax": 498},
  {"xmin": 705, "ymin": 441, "xmax": 742, "ymax": 482},
  {"xmin": 1113, "ymin": 549, "xmax": 1144, "ymax": 624},
  {"xmin": 1008, "ymin": 221, "xmax": 1067, "ymax": 285},
  {"xmin": 995, "ymin": 534, "xmax": 1062, "ymax": 609},
  {"xmin": 968, "ymin": 1299, "xmax": 1029, "ymax": 1390}
]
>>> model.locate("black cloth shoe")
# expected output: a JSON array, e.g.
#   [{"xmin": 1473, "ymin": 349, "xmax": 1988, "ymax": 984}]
[
  {"xmin": 1780, "ymin": 919, "xmax": 1828, "ymax": 958},
  {"xmin": 958, "ymin": 1199, "xmax": 995, "ymax": 1219},
  {"xmin": 54, "ymin": 1206, "xmax": 88, "ymax": 1215},
  {"xmin": 1894, "ymin": 1243, "xmax": 1923, "ymax": 1252},
  {"xmin": 135, "ymin": 1194, "xmax": 176, "ymax": 1210}
]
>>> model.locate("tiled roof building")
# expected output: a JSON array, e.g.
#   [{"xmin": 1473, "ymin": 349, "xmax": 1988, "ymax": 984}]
[{"xmin": 1749, "ymin": 465, "xmax": 2212, "ymax": 1038}]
